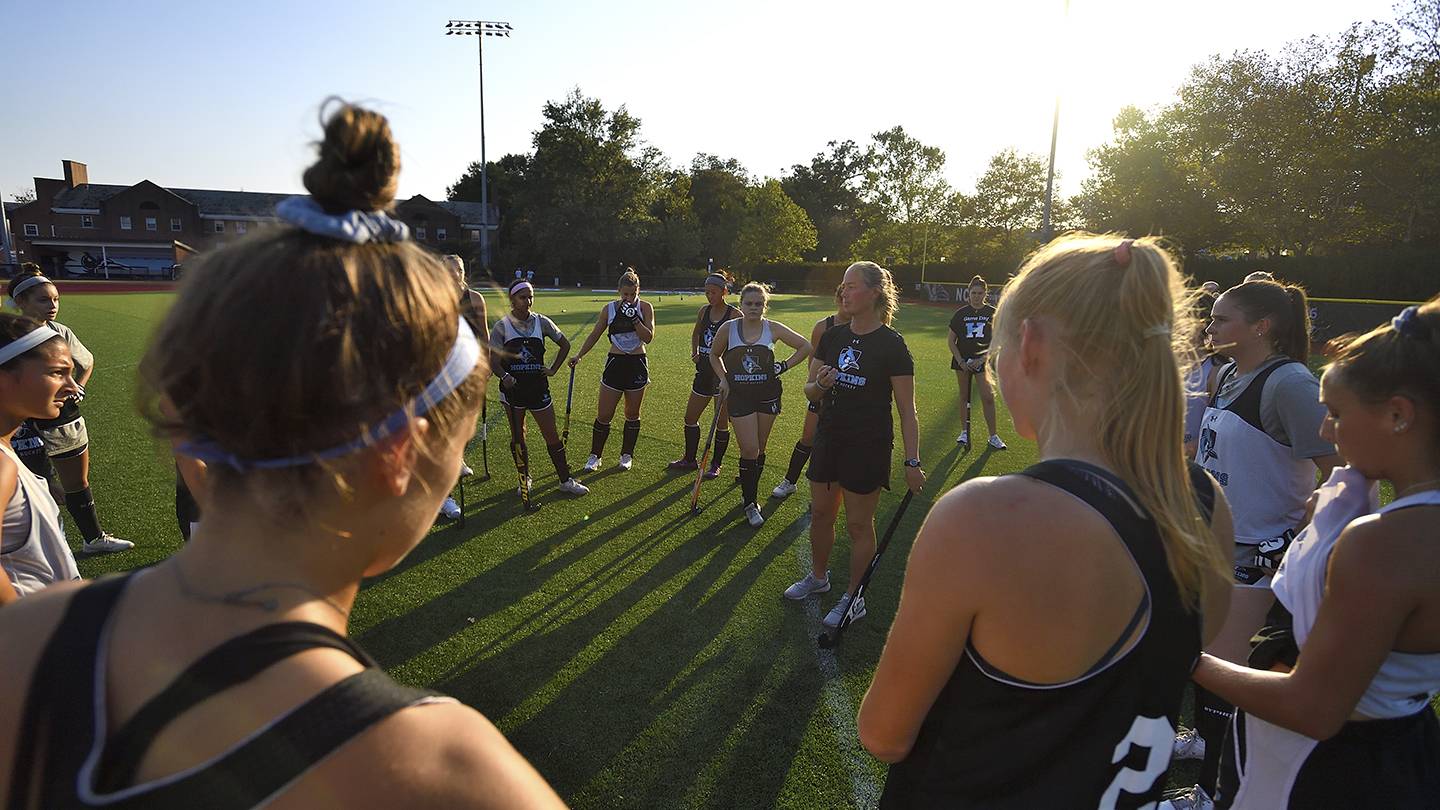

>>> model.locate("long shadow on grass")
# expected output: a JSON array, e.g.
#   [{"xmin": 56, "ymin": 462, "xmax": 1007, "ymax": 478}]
[{"xmin": 440, "ymin": 512, "xmax": 817, "ymax": 808}]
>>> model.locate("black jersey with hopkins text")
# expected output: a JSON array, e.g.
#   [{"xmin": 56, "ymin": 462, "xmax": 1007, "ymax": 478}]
[
  {"xmin": 607, "ymin": 300, "xmax": 644, "ymax": 352},
  {"xmin": 816, "ymin": 323, "xmax": 914, "ymax": 441},
  {"xmin": 497, "ymin": 315, "xmax": 548, "ymax": 387},
  {"xmin": 721, "ymin": 320, "xmax": 780, "ymax": 401},
  {"xmin": 948, "ymin": 304, "xmax": 995, "ymax": 358},
  {"xmin": 696, "ymin": 304, "xmax": 741, "ymax": 366}
]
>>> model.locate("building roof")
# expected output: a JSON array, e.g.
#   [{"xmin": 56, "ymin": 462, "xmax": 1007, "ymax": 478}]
[{"xmin": 171, "ymin": 188, "xmax": 293, "ymax": 218}]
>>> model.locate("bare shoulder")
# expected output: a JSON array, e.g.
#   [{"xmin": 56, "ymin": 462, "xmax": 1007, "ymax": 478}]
[
  {"xmin": 315, "ymin": 701, "xmax": 565, "ymax": 810},
  {"xmin": 911, "ymin": 476, "xmax": 1041, "ymax": 563},
  {"xmin": 1332, "ymin": 506, "xmax": 1440, "ymax": 582},
  {"xmin": 0, "ymin": 581, "xmax": 89, "ymax": 785}
]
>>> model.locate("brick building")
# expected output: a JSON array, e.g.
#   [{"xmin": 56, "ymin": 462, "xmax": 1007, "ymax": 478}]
[{"xmin": 5, "ymin": 160, "xmax": 497, "ymax": 277}]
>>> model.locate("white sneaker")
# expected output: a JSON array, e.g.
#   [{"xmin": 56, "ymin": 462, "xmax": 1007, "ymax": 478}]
[
  {"xmin": 1172, "ymin": 727, "xmax": 1206, "ymax": 761},
  {"xmin": 83, "ymin": 533, "xmax": 134, "ymax": 553},
  {"xmin": 957, "ymin": 430, "xmax": 969, "ymax": 445},
  {"xmin": 784, "ymin": 572, "xmax": 831, "ymax": 600},
  {"xmin": 515, "ymin": 477, "xmax": 532, "ymax": 497},
  {"xmin": 988, "ymin": 434, "xmax": 1007, "ymax": 450},
  {"xmin": 438, "ymin": 497, "xmax": 463, "ymax": 520},
  {"xmin": 1159, "ymin": 785, "xmax": 1213, "ymax": 810},
  {"xmin": 823, "ymin": 593, "xmax": 865, "ymax": 628},
  {"xmin": 771, "ymin": 479, "xmax": 797, "ymax": 498},
  {"xmin": 460, "ymin": 463, "xmax": 475, "ymax": 477},
  {"xmin": 617, "ymin": 454, "xmax": 633, "ymax": 471},
  {"xmin": 581, "ymin": 454, "xmax": 601, "ymax": 473},
  {"xmin": 559, "ymin": 478, "xmax": 589, "ymax": 496},
  {"xmin": 745, "ymin": 503, "xmax": 764, "ymax": 528}
]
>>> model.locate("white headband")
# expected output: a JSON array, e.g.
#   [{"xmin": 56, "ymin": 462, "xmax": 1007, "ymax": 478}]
[
  {"xmin": 0, "ymin": 326, "xmax": 59, "ymax": 366},
  {"xmin": 11, "ymin": 275, "xmax": 51, "ymax": 301},
  {"xmin": 509, "ymin": 280, "xmax": 535, "ymax": 298}
]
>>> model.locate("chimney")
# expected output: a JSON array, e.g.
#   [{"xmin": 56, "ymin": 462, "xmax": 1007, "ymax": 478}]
[{"xmin": 62, "ymin": 160, "xmax": 88, "ymax": 188}]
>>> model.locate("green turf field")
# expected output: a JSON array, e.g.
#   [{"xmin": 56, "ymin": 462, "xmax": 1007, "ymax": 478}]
[
  {"xmin": 62, "ymin": 289, "xmax": 1033, "ymax": 808},
  {"xmin": 42, "ymin": 289, "xmax": 1434, "ymax": 808}
]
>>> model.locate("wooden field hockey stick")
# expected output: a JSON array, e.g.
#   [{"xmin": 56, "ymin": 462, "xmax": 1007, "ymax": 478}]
[
  {"xmin": 690, "ymin": 395, "xmax": 725, "ymax": 514},
  {"xmin": 817, "ymin": 490, "xmax": 916, "ymax": 648},
  {"xmin": 506, "ymin": 403, "xmax": 540, "ymax": 513}
]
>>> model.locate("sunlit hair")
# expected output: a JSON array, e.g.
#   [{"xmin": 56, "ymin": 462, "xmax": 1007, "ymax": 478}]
[
  {"xmin": 139, "ymin": 99, "xmax": 487, "ymax": 518},
  {"xmin": 739, "ymin": 281, "xmax": 771, "ymax": 314},
  {"xmin": 848, "ymin": 261, "xmax": 899, "ymax": 325},
  {"xmin": 834, "ymin": 283, "xmax": 844, "ymax": 305},
  {"xmin": 6, "ymin": 268, "xmax": 54, "ymax": 304},
  {"xmin": 619, "ymin": 269, "xmax": 640, "ymax": 289},
  {"xmin": 991, "ymin": 232, "xmax": 1227, "ymax": 608},
  {"xmin": 0, "ymin": 313, "xmax": 62, "ymax": 371},
  {"xmin": 1222, "ymin": 280, "xmax": 1312, "ymax": 363},
  {"xmin": 1326, "ymin": 294, "xmax": 1440, "ymax": 451},
  {"xmin": 705, "ymin": 269, "xmax": 734, "ymax": 288},
  {"xmin": 968, "ymin": 274, "xmax": 987, "ymax": 292}
]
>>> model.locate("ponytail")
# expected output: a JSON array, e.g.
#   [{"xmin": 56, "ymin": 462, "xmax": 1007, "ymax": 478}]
[
  {"xmin": 1224, "ymin": 280, "xmax": 1311, "ymax": 363},
  {"xmin": 1279, "ymin": 286, "xmax": 1311, "ymax": 363}
]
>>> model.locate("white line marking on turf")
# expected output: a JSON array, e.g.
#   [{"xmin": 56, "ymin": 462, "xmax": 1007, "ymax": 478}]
[{"xmin": 795, "ymin": 514, "xmax": 880, "ymax": 809}]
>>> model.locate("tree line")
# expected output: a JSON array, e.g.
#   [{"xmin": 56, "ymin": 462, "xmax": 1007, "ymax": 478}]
[{"xmin": 450, "ymin": 0, "xmax": 1437, "ymax": 277}]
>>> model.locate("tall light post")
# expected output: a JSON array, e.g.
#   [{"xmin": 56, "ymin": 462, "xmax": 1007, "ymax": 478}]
[
  {"xmin": 445, "ymin": 19, "xmax": 513, "ymax": 270},
  {"xmin": 1040, "ymin": 0, "xmax": 1070, "ymax": 243}
]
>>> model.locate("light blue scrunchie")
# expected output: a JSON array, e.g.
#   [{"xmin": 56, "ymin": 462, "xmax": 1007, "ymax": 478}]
[{"xmin": 274, "ymin": 196, "xmax": 410, "ymax": 244}]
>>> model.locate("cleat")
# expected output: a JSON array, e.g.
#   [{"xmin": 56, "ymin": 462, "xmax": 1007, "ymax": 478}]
[
  {"xmin": 703, "ymin": 464, "xmax": 721, "ymax": 481},
  {"xmin": 1159, "ymin": 785, "xmax": 1213, "ymax": 810},
  {"xmin": 83, "ymin": 533, "xmax": 134, "ymax": 554},
  {"xmin": 1172, "ymin": 728, "xmax": 1206, "ymax": 761},
  {"xmin": 617, "ymin": 454, "xmax": 633, "ymax": 471},
  {"xmin": 771, "ymin": 479, "xmax": 797, "ymax": 498},
  {"xmin": 460, "ymin": 463, "xmax": 475, "ymax": 477},
  {"xmin": 558, "ymin": 478, "xmax": 589, "ymax": 496},
  {"xmin": 668, "ymin": 457, "xmax": 698, "ymax": 471},
  {"xmin": 745, "ymin": 503, "xmax": 764, "ymax": 528},
  {"xmin": 957, "ymin": 430, "xmax": 969, "ymax": 446},
  {"xmin": 823, "ymin": 594, "xmax": 865, "ymax": 629},
  {"xmin": 988, "ymin": 434, "xmax": 1007, "ymax": 450},
  {"xmin": 581, "ymin": 454, "xmax": 601, "ymax": 473},
  {"xmin": 784, "ymin": 572, "xmax": 831, "ymax": 600},
  {"xmin": 438, "ymin": 497, "xmax": 463, "ymax": 520}
]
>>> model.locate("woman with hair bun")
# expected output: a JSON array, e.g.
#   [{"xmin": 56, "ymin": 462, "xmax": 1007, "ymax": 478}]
[
  {"xmin": 670, "ymin": 269, "xmax": 740, "ymax": 475},
  {"xmin": 784, "ymin": 261, "xmax": 924, "ymax": 630},
  {"xmin": 0, "ymin": 100, "xmax": 564, "ymax": 808},
  {"xmin": 0, "ymin": 312, "xmax": 81, "ymax": 604},
  {"xmin": 947, "ymin": 274, "xmax": 1005, "ymax": 450},
  {"xmin": 570, "ymin": 269, "xmax": 654, "ymax": 473},
  {"xmin": 858, "ymin": 235, "xmax": 1234, "ymax": 808},
  {"xmin": 6, "ymin": 269, "xmax": 133, "ymax": 554},
  {"xmin": 1194, "ymin": 295, "xmax": 1440, "ymax": 808}
]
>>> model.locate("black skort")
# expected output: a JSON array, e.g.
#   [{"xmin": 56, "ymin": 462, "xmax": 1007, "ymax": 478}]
[
  {"xmin": 807, "ymin": 429, "xmax": 892, "ymax": 495},
  {"xmin": 602, "ymin": 354, "xmax": 649, "ymax": 392}
]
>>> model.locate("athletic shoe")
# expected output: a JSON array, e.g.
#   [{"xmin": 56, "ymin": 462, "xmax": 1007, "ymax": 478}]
[
  {"xmin": 438, "ymin": 497, "xmax": 463, "ymax": 520},
  {"xmin": 617, "ymin": 454, "xmax": 633, "ymax": 471},
  {"xmin": 823, "ymin": 594, "xmax": 865, "ymax": 629},
  {"xmin": 771, "ymin": 479, "xmax": 797, "ymax": 498},
  {"xmin": 460, "ymin": 463, "xmax": 475, "ymax": 477},
  {"xmin": 783, "ymin": 572, "xmax": 831, "ymax": 600},
  {"xmin": 988, "ymin": 434, "xmax": 1007, "ymax": 450},
  {"xmin": 581, "ymin": 455, "xmax": 602, "ymax": 473},
  {"xmin": 703, "ymin": 464, "xmax": 721, "ymax": 480},
  {"xmin": 1172, "ymin": 727, "xmax": 1206, "ymax": 761},
  {"xmin": 83, "ymin": 533, "xmax": 134, "ymax": 553},
  {"xmin": 667, "ymin": 458, "xmax": 698, "ymax": 471},
  {"xmin": 1159, "ymin": 785, "xmax": 1213, "ymax": 810},
  {"xmin": 957, "ymin": 430, "xmax": 969, "ymax": 445},
  {"xmin": 745, "ymin": 503, "xmax": 764, "ymax": 528},
  {"xmin": 559, "ymin": 478, "xmax": 590, "ymax": 496},
  {"xmin": 515, "ymin": 477, "xmax": 532, "ymax": 497}
]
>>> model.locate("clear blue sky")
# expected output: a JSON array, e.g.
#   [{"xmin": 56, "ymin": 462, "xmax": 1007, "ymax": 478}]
[{"xmin": 2, "ymin": 0, "xmax": 1401, "ymax": 203}]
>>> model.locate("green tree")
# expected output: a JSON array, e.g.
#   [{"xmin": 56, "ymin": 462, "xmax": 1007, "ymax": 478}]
[
  {"xmin": 734, "ymin": 179, "xmax": 817, "ymax": 264},
  {"xmin": 689, "ymin": 154, "xmax": 750, "ymax": 267},
  {"xmin": 781, "ymin": 140, "xmax": 871, "ymax": 261},
  {"xmin": 856, "ymin": 126, "xmax": 951, "ymax": 263}
]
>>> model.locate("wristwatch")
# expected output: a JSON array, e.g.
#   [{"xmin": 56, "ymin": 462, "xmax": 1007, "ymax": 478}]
[{"xmin": 904, "ymin": 458, "xmax": 922, "ymax": 468}]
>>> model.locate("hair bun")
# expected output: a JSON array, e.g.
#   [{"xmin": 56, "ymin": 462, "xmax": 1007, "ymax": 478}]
[{"xmin": 302, "ymin": 99, "xmax": 400, "ymax": 214}]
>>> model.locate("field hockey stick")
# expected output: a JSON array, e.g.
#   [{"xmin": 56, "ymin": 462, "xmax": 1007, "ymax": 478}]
[
  {"xmin": 507, "ymin": 404, "xmax": 540, "ymax": 513},
  {"xmin": 817, "ymin": 490, "xmax": 915, "ymax": 648},
  {"xmin": 962, "ymin": 366, "xmax": 974, "ymax": 449},
  {"xmin": 480, "ymin": 398, "xmax": 491, "ymax": 479},
  {"xmin": 562, "ymin": 365, "xmax": 576, "ymax": 447},
  {"xmin": 690, "ymin": 394, "xmax": 725, "ymax": 514}
]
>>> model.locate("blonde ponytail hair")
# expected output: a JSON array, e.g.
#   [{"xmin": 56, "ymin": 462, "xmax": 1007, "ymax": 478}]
[
  {"xmin": 847, "ymin": 261, "xmax": 899, "ymax": 325},
  {"xmin": 991, "ymin": 233, "xmax": 1227, "ymax": 608}
]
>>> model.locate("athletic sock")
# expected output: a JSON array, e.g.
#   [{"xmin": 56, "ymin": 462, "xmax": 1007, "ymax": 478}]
[
  {"xmin": 547, "ymin": 443, "xmax": 571, "ymax": 481},
  {"xmin": 683, "ymin": 423, "xmax": 701, "ymax": 461},
  {"xmin": 739, "ymin": 457, "xmax": 759, "ymax": 506},
  {"xmin": 1195, "ymin": 685, "xmax": 1234, "ymax": 793},
  {"xmin": 621, "ymin": 419, "xmax": 641, "ymax": 456},
  {"xmin": 712, "ymin": 430, "xmax": 730, "ymax": 468},
  {"xmin": 590, "ymin": 420, "xmax": 611, "ymax": 457},
  {"xmin": 785, "ymin": 442, "xmax": 812, "ymax": 484},
  {"xmin": 65, "ymin": 488, "xmax": 103, "ymax": 543}
]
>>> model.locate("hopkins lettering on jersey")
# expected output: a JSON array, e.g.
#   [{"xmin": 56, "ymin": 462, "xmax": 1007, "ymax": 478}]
[{"xmin": 966, "ymin": 321, "xmax": 986, "ymax": 339}]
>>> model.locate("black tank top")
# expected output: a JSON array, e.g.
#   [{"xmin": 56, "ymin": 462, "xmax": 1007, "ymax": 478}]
[
  {"xmin": 880, "ymin": 460, "xmax": 1214, "ymax": 809},
  {"xmin": 721, "ymin": 320, "xmax": 779, "ymax": 401},
  {"xmin": 696, "ymin": 304, "xmax": 740, "ymax": 365},
  {"xmin": 7, "ymin": 573, "xmax": 444, "ymax": 809},
  {"xmin": 606, "ymin": 300, "xmax": 643, "ymax": 353}
]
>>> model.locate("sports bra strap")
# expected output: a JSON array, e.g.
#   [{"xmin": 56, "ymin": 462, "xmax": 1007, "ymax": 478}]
[{"xmin": 96, "ymin": 622, "xmax": 378, "ymax": 791}]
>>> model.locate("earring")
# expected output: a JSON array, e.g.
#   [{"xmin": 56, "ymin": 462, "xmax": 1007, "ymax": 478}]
[{"xmin": 1395, "ymin": 422, "xmax": 1408, "ymax": 433}]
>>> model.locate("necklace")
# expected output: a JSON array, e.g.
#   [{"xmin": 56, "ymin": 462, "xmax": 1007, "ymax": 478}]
[
  {"xmin": 169, "ymin": 559, "xmax": 350, "ymax": 620},
  {"xmin": 1396, "ymin": 478, "xmax": 1440, "ymax": 499}
]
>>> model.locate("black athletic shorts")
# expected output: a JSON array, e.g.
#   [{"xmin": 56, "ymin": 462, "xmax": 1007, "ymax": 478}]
[
  {"xmin": 951, "ymin": 354, "xmax": 987, "ymax": 372},
  {"xmin": 728, "ymin": 392, "xmax": 780, "ymax": 419},
  {"xmin": 499, "ymin": 378, "xmax": 553, "ymax": 411},
  {"xmin": 807, "ymin": 429, "xmax": 892, "ymax": 495},
  {"xmin": 692, "ymin": 358, "xmax": 719, "ymax": 397},
  {"xmin": 602, "ymin": 354, "xmax": 649, "ymax": 392}
]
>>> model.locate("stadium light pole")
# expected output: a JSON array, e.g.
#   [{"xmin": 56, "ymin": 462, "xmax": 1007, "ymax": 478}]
[
  {"xmin": 445, "ymin": 19, "xmax": 513, "ymax": 270},
  {"xmin": 1040, "ymin": 0, "xmax": 1070, "ymax": 243}
]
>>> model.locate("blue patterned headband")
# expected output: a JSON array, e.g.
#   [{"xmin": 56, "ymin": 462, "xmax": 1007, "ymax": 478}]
[
  {"xmin": 275, "ymin": 196, "xmax": 410, "ymax": 243},
  {"xmin": 177, "ymin": 315, "xmax": 480, "ymax": 472},
  {"xmin": 1391, "ymin": 306, "xmax": 1429, "ymax": 339}
]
